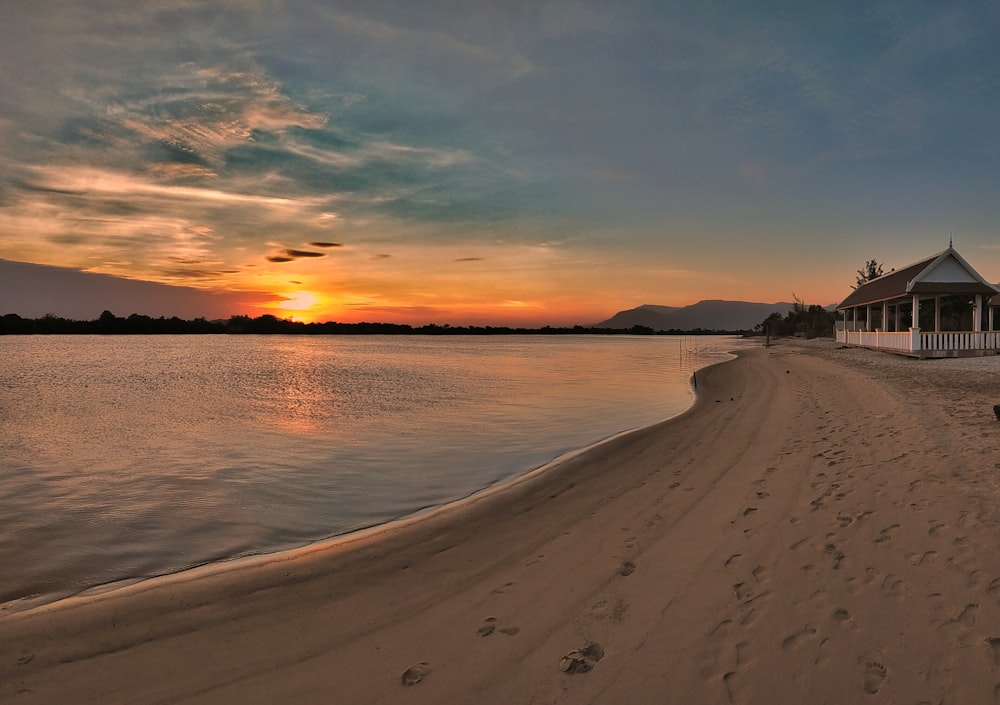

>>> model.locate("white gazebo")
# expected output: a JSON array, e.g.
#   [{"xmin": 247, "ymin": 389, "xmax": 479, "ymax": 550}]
[{"xmin": 836, "ymin": 246, "xmax": 1000, "ymax": 358}]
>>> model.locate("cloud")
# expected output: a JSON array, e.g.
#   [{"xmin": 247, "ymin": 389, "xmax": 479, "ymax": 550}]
[
  {"xmin": 283, "ymin": 249, "xmax": 326, "ymax": 258},
  {"xmin": 100, "ymin": 62, "xmax": 328, "ymax": 168},
  {"xmin": 309, "ymin": 241, "xmax": 343, "ymax": 248},
  {"xmin": 265, "ymin": 247, "xmax": 328, "ymax": 262},
  {"xmin": 454, "ymin": 257, "xmax": 483, "ymax": 262}
]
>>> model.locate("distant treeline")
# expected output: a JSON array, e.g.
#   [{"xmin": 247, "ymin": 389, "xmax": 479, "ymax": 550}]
[
  {"xmin": 755, "ymin": 299, "xmax": 836, "ymax": 339},
  {"xmin": 1, "ymin": 311, "xmax": 749, "ymax": 336}
]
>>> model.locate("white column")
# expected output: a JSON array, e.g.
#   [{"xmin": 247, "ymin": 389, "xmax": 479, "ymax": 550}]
[
  {"xmin": 912, "ymin": 295, "xmax": 920, "ymax": 329},
  {"xmin": 894, "ymin": 303, "xmax": 900, "ymax": 332},
  {"xmin": 934, "ymin": 296, "xmax": 941, "ymax": 332},
  {"xmin": 975, "ymin": 295, "xmax": 983, "ymax": 332},
  {"xmin": 990, "ymin": 305, "xmax": 995, "ymax": 332},
  {"xmin": 882, "ymin": 301, "xmax": 888, "ymax": 332},
  {"xmin": 866, "ymin": 305, "xmax": 871, "ymax": 331}
]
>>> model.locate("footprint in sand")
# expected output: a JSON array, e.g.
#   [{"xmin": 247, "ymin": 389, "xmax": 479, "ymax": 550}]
[
  {"xmin": 874, "ymin": 524, "xmax": 900, "ymax": 544},
  {"xmin": 790, "ymin": 537, "xmax": 809, "ymax": 551},
  {"xmin": 862, "ymin": 659, "xmax": 887, "ymax": 694},
  {"xmin": 781, "ymin": 625, "xmax": 817, "ymax": 651},
  {"xmin": 957, "ymin": 603, "xmax": 978, "ymax": 628},
  {"xmin": 832, "ymin": 608, "xmax": 851, "ymax": 623},
  {"xmin": 723, "ymin": 670, "xmax": 741, "ymax": 703},
  {"xmin": 491, "ymin": 581, "xmax": 515, "ymax": 596},
  {"xmin": 401, "ymin": 662, "xmax": 432, "ymax": 686},
  {"xmin": 824, "ymin": 543, "xmax": 846, "ymax": 570},
  {"xmin": 880, "ymin": 574, "xmax": 906, "ymax": 598},
  {"xmin": 722, "ymin": 643, "xmax": 757, "ymax": 703},
  {"xmin": 620, "ymin": 560, "xmax": 636, "ymax": 576},
  {"xmin": 477, "ymin": 616, "xmax": 521, "ymax": 636},
  {"xmin": 906, "ymin": 550, "xmax": 938, "ymax": 566},
  {"xmin": 987, "ymin": 637, "xmax": 1000, "ymax": 665},
  {"xmin": 477, "ymin": 617, "xmax": 498, "ymax": 636},
  {"xmin": 560, "ymin": 642, "xmax": 604, "ymax": 674},
  {"xmin": 739, "ymin": 607, "xmax": 760, "ymax": 627},
  {"xmin": 735, "ymin": 641, "xmax": 754, "ymax": 666},
  {"xmin": 988, "ymin": 578, "xmax": 1000, "ymax": 602}
]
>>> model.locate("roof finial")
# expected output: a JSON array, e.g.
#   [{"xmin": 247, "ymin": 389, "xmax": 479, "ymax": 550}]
[{"xmin": 949, "ymin": 233, "xmax": 953, "ymax": 248}]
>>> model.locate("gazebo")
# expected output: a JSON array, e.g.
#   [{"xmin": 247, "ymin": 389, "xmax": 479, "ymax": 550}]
[{"xmin": 835, "ymin": 246, "xmax": 1000, "ymax": 358}]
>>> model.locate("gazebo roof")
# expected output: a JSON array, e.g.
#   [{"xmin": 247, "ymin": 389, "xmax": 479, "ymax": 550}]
[{"xmin": 838, "ymin": 246, "xmax": 1000, "ymax": 310}]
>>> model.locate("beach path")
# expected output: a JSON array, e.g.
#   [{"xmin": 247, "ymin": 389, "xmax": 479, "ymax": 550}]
[{"xmin": 3, "ymin": 344, "xmax": 1000, "ymax": 704}]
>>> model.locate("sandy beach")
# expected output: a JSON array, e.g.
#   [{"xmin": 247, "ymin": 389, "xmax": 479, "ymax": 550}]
[{"xmin": 4, "ymin": 340, "xmax": 1000, "ymax": 704}]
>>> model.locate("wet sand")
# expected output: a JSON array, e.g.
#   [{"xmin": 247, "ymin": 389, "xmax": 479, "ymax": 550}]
[{"xmin": 4, "ymin": 341, "xmax": 1000, "ymax": 704}]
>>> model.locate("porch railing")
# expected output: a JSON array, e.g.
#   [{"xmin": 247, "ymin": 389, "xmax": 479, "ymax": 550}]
[
  {"xmin": 836, "ymin": 330, "xmax": 913, "ymax": 351},
  {"xmin": 921, "ymin": 331, "xmax": 1000, "ymax": 352},
  {"xmin": 836, "ymin": 329, "xmax": 1000, "ymax": 353}
]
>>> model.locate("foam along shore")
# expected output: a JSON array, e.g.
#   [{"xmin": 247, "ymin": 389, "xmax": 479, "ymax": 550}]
[{"xmin": 4, "ymin": 342, "xmax": 1000, "ymax": 704}]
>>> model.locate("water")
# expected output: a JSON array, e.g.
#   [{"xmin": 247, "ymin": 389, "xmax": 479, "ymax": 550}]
[{"xmin": 0, "ymin": 334, "xmax": 750, "ymax": 608}]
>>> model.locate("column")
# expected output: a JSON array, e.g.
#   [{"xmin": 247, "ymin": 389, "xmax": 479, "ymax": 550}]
[
  {"xmin": 912, "ymin": 295, "xmax": 920, "ymax": 329},
  {"xmin": 882, "ymin": 301, "xmax": 888, "ymax": 332},
  {"xmin": 975, "ymin": 294, "xmax": 982, "ymax": 332},
  {"xmin": 934, "ymin": 296, "xmax": 941, "ymax": 332}
]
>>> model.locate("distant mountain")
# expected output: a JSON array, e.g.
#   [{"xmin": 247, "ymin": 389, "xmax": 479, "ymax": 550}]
[
  {"xmin": 0, "ymin": 259, "xmax": 268, "ymax": 320},
  {"xmin": 594, "ymin": 300, "xmax": 796, "ymax": 332}
]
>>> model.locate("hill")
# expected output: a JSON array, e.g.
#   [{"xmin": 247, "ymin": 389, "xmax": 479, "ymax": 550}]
[
  {"xmin": 0, "ymin": 259, "xmax": 265, "ymax": 320},
  {"xmin": 594, "ymin": 300, "xmax": 796, "ymax": 332}
]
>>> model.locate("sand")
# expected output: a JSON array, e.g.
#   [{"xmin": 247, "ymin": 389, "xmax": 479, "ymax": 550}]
[{"xmin": 4, "ymin": 341, "xmax": 1000, "ymax": 704}]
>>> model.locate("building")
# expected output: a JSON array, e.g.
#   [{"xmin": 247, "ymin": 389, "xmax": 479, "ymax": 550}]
[{"xmin": 835, "ymin": 246, "xmax": 1000, "ymax": 357}]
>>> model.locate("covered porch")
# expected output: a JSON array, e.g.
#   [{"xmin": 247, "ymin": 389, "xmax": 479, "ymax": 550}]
[{"xmin": 835, "ymin": 246, "xmax": 1000, "ymax": 358}]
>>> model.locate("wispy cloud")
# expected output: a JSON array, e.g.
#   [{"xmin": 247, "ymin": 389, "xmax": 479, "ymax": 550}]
[{"xmin": 2, "ymin": 2, "xmax": 999, "ymax": 322}]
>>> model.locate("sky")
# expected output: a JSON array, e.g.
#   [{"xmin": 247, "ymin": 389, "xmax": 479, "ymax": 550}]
[{"xmin": 2, "ymin": 1, "xmax": 1000, "ymax": 326}]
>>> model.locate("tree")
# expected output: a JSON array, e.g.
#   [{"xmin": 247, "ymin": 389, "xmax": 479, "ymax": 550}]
[
  {"xmin": 755, "ymin": 294, "xmax": 836, "ymax": 339},
  {"xmin": 853, "ymin": 258, "xmax": 884, "ymax": 289}
]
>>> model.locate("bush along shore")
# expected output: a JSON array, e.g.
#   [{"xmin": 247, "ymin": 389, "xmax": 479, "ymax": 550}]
[{"xmin": 0, "ymin": 311, "xmax": 750, "ymax": 336}]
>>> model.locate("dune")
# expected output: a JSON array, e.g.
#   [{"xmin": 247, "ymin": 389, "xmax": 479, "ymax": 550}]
[{"xmin": 3, "ymin": 341, "xmax": 1000, "ymax": 704}]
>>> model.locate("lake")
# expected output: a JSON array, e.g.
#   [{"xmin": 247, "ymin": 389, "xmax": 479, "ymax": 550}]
[{"xmin": 0, "ymin": 334, "xmax": 752, "ymax": 608}]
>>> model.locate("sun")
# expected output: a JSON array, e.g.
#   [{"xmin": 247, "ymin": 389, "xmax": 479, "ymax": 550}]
[{"xmin": 276, "ymin": 291, "xmax": 322, "ymax": 320}]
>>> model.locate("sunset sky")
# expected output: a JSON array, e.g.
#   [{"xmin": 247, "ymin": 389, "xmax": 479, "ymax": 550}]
[{"xmin": 3, "ymin": 2, "xmax": 1000, "ymax": 325}]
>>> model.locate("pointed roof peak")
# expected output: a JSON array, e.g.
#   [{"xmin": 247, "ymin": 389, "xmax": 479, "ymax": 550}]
[{"xmin": 837, "ymin": 245, "xmax": 1000, "ymax": 310}]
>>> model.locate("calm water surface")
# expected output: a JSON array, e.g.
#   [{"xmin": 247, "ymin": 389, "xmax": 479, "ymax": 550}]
[{"xmin": 0, "ymin": 334, "xmax": 751, "ymax": 608}]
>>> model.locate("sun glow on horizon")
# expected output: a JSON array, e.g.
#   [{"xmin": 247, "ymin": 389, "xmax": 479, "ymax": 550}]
[{"xmin": 273, "ymin": 290, "xmax": 324, "ymax": 321}]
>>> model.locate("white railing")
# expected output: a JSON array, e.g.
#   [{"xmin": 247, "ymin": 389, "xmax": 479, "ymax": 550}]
[
  {"xmin": 836, "ymin": 328, "xmax": 1000, "ymax": 353},
  {"xmin": 836, "ymin": 330, "xmax": 913, "ymax": 351},
  {"xmin": 921, "ymin": 331, "xmax": 1000, "ymax": 351}
]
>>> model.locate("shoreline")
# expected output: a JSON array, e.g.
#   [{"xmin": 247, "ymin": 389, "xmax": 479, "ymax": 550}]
[
  {"xmin": 0, "ymin": 353, "xmax": 708, "ymax": 617},
  {"xmin": 1, "ymin": 333, "xmax": 734, "ymax": 614},
  {"xmin": 0, "ymin": 340, "xmax": 720, "ymax": 619},
  {"xmin": 5, "ymin": 342, "xmax": 1000, "ymax": 703}
]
